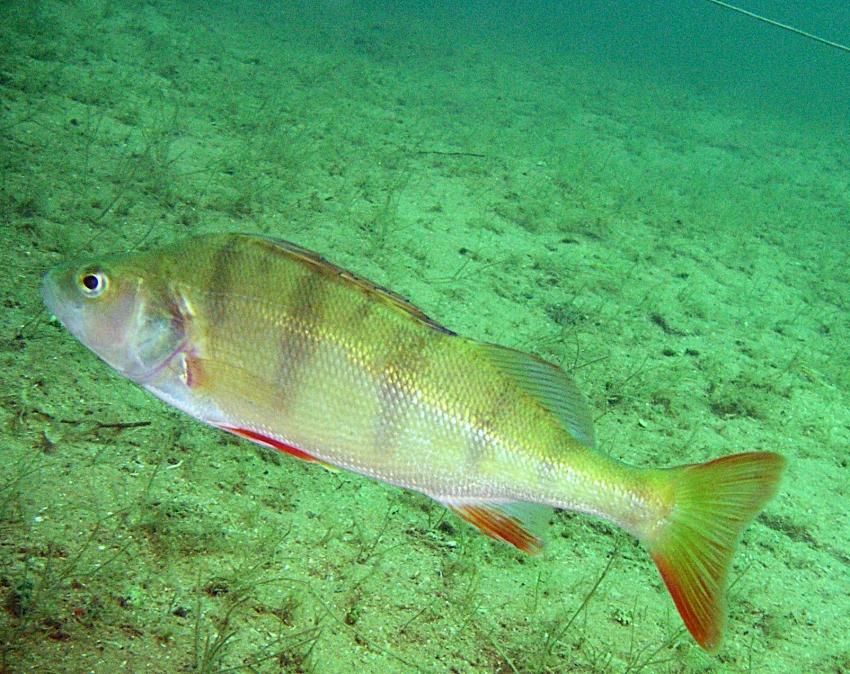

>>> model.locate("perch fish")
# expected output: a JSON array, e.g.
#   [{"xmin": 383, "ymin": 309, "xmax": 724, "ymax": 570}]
[{"xmin": 42, "ymin": 232, "xmax": 785, "ymax": 651}]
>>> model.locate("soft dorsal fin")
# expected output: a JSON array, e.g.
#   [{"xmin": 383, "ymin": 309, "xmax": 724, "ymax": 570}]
[{"xmin": 478, "ymin": 342, "xmax": 596, "ymax": 448}]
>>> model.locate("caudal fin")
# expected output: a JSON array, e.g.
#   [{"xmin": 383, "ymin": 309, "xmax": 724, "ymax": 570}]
[{"xmin": 648, "ymin": 451, "xmax": 786, "ymax": 652}]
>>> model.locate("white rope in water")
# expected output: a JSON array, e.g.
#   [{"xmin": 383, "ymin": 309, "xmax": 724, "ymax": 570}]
[{"xmin": 706, "ymin": 0, "xmax": 850, "ymax": 54}]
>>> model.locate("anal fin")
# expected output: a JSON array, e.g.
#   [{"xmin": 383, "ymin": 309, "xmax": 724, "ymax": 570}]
[{"xmin": 441, "ymin": 499, "xmax": 550, "ymax": 555}]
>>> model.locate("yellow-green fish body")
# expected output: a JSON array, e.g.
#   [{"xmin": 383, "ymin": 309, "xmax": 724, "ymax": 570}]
[{"xmin": 42, "ymin": 233, "xmax": 785, "ymax": 652}]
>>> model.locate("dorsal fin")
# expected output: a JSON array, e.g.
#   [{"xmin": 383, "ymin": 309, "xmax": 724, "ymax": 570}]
[
  {"xmin": 478, "ymin": 342, "xmax": 596, "ymax": 448},
  {"xmin": 251, "ymin": 234, "xmax": 455, "ymax": 335}
]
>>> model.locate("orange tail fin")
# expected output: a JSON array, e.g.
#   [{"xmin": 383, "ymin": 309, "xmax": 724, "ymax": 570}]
[{"xmin": 648, "ymin": 452, "xmax": 786, "ymax": 652}]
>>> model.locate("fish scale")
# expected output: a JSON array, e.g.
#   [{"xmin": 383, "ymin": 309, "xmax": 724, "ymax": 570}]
[{"xmin": 42, "ymin": 232, "xmax": 786, "ymax": 652}]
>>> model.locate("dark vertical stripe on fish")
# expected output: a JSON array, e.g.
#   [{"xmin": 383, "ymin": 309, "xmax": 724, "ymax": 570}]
[
  {"xmin": 371, "ymin": 330, "xmax": 433, "ymax": 462},
  {"xmin": 272, "ymin": 266, "xmax": 330, "ymax": 415},
  {"xmin": 469, "ymin": 375, "xmax": 516, "ymax": 464},
  {"xmin": 206, "ymin": 235, "xmax": 241, "ymax": 326}
]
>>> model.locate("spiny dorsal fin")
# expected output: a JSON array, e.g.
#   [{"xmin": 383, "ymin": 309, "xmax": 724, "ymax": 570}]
[
  {"xmin": 478, "ymin": 342, "xmax": 596, "ymax": 448},
  {"xmin": 252, "ymin": 234, "xmax": 455, "ymax": 335}
]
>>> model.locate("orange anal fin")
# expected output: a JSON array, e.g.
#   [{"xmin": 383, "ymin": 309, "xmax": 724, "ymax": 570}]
[
  {"xmin": 443, "ymin": 500, "xmax": 548, "ymax": 555},
  {"xmin": 219, "ymin": 425, "xmax": 332, "ymax": 468}
]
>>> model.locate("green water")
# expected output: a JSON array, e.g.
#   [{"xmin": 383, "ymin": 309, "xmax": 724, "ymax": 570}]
[{"xmin": 1, "ymin": 1, "xmax": 848, "ymax": 672}]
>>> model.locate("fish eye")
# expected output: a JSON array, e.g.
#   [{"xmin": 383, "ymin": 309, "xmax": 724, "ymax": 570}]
[{"xmin": 78, "ymin": 269, "xmax": 108, "ymax": 297}]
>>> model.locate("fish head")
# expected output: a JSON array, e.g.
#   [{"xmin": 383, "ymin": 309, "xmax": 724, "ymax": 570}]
[{"xmin": 42, "ymin": 252, "xmax": 186, "ymax": 384}]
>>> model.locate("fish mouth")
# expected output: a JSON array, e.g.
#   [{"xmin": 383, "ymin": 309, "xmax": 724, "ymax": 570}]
[
  {"xmin": 41, "ymin": 268, "xmax": 75, "ymax": 331},
  {"xmin": 41, "ymin": 270, "xmax": 59, "ymax": 315}
]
